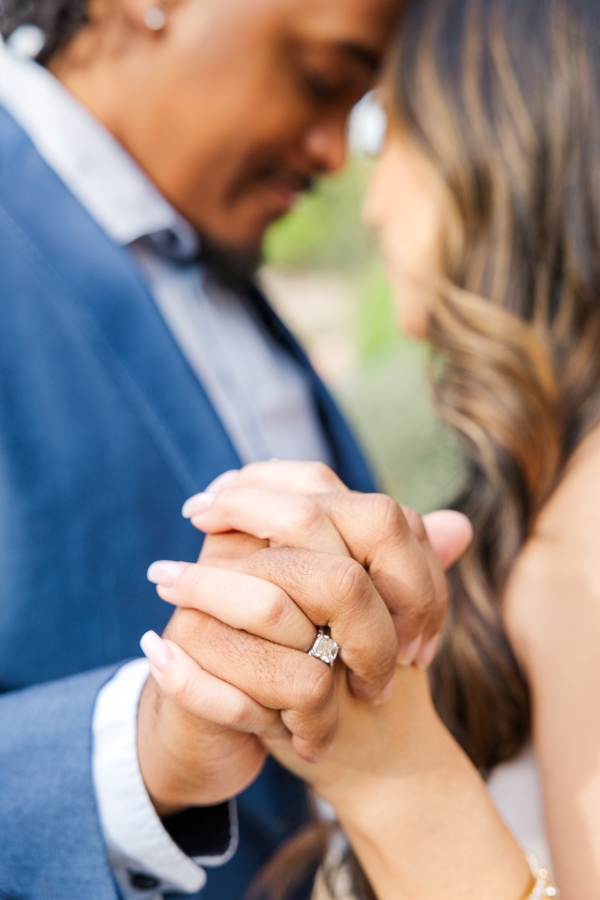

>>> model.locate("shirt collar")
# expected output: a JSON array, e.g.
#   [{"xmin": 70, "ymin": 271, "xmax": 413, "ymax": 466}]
[{"xmin": 0, "ymin": 38, "xmax": 198, "ymax": 253}]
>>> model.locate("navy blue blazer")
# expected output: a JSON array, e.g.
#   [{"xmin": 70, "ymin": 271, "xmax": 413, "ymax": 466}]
[{"xmin": 0, "ymin": 104, "xmax": 376, "ymax": 900}]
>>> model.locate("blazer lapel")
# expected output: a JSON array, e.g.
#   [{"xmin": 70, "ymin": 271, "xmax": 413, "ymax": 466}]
[
  {"xmin": 0, "ymin": 104, "xmax": 240, "ymax": 497},
  {"xmin": 248, "ymin": 285, "xmax": 378, "ymax": 493},
  {"xmin": 0, "ymin": 103, "xmax": 376, "ymax": 496}
]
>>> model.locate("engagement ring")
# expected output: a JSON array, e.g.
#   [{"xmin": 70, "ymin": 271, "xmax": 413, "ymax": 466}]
[{"xmin": 307, "ymin": 628, "xmax": 340, "ymax": 666}]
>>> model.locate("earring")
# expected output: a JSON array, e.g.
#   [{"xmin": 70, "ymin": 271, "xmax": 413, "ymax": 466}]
[{"xmin": 144, "ymin": 7, "xmax": 166, "ymax": 30}]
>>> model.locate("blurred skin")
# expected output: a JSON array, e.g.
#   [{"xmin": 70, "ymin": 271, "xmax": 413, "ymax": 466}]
[
  {"xmin": 50, "ymin": 0, "xmax": 400, "ymax": 252},
  {"xmin": 363, "ymin": 125, "xmax": 446, "ymax": 338}
]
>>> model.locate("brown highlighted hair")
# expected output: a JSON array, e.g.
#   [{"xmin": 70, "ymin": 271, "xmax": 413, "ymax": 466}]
[{"xmin": 392, "ymin": 0, "xmax": 600, "ymax": 772}]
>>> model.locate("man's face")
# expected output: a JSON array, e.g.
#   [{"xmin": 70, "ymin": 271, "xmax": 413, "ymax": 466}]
[{"xmin": 64, "ymin": 0, "xmax": 400, "ymax": 253}]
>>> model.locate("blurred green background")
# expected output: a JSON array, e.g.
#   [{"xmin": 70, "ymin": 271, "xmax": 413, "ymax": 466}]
[{"xmin": 260, "ymin": 158, "xmax": 465, "ymax": 513}]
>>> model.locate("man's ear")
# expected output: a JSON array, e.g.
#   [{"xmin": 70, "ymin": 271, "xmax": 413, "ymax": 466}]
[{"xmin": 422, "ymin": 509, "xmax": 473, "ymax": 571}]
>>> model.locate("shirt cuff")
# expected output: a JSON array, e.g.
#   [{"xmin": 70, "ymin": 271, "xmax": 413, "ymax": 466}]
[{"xmin": 92, "ymin": 658, "xmax": 238, "ymax": 899}]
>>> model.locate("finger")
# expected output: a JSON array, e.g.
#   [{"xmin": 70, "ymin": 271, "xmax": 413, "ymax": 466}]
[
  {"xmin": 421, "ymin": 510, "xmax": 473, "ymax": 570},
  {"xmin": 195, "ymin": 461, "xmax": 347, "ymax": 501},
  {"xmin": 401, "ymin": 508, "xmax": 472, "ymax": 667},
  {"xmin": 209, "ymin": 547, "xmax": 398, "ymax": 704},
  {"xmin": 148, "ymin": 562, "xmax": 316, "ymax": 652},
  {"xmin": 184, "ymin": 486, "xmax": 350, "ymax": 556},
  {"xmin": 399, "ymin": 506, "xmax": 450, "ymax": 665},
  {"xmin": 140, "ymin": 631, "xmax": 283, "ymax": 736},
  {"xmin": 308, "ymin": 493, "xmax": 446, "ymax": 662},
  {"xmin": 165, "ymin": 609, "xmax": 337, "ymax": 761},
  {"xmin": 199, "ymin": 532, "xmax": 269, "ymax": 567}
]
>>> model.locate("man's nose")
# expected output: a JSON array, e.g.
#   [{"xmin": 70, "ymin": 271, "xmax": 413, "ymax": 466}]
[{"xmin": 302, "ymin": 117, "xmax": 348, "ymax": 175}]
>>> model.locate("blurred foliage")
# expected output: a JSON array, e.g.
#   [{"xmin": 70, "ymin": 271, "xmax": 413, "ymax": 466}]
[
  {"xmin": 264, "ymin": 159, "xmax": 375, "ymax": 272},
  {"xmin": 337, "ymin": 344, "xmax": 465, "ymax": 512},
  {"xmin": 265, "ymin": 159, "xmax": 465, "ymax": 512},
  {"xmin": 354, "ymin": 262, "xmax": 404, "ymax": 363}
]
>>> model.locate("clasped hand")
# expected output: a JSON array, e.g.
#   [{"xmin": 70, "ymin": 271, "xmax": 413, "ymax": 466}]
[{"xmin": 137, "ymin": 462, "xmax": 472, "ymax": 817}]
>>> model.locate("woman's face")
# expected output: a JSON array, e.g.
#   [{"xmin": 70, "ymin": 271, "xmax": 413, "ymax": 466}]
[{"xmin": 364, "ymin": 128, "xmax": 445, "ymax": 339}]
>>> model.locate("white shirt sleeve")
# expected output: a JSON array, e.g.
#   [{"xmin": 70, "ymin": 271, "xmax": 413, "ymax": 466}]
[{"xmin": 92, "ymin": 659, "xmax": 238, "ymax": 899}]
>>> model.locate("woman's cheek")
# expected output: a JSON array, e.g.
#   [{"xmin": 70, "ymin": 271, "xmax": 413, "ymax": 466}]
[{"xmin": 386, "ymin": 259, "xmax": 432, "ymax": 340}]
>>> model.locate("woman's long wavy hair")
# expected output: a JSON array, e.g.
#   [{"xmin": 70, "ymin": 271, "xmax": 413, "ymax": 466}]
[
  {"xmin": 396, "ymin": 0, "xmax": 600, "ymax": 773},
  {"xmin": 258, "ymin": 0, "xmax": 600, "ymax": 896}
]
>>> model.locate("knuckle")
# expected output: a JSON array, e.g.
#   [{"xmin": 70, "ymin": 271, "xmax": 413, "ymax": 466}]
[
  {"xmin": 288, "ymin": 497, "xmax": 322, "ymax": 536},
  {"xmin": 179, "ymin": 563, "xmax": 204, "ymax": 596},
  {"xmin": 308, "ymin": 461, "xmax": 339, "ymax": 489},
  {"xmin": 403, "ymin": 578, "xmax": 436, "ymax": 634},
  {"xmin": 330, "ymin": 556, "xmax": 370, "ymax": 612},
  {"xmin": 162, "ymin": 665, "xmax": 194, "ymax": 709},
  {"xmin": 369, "ymin": 494, "xmax": 407, "ymax": 542},
  {"xmin": 402, "ymin": 506, "xmax": 426, "ymax": 541},
  {"xmin": 297, "ymin": 660, "xmax": 333, "ymax": 711},
  {"xmin": 227, "ymin": 693, "xmax": 253, "ymax": 729},
  {"xmin": 254, "ymin": 584, "xmax": 288, "ymax": 630}
]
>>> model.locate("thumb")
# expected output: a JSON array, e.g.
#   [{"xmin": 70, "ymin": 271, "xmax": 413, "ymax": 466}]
[{"xmin": 422, "ymin": 510, "xmax": 473, "ymax": 571}]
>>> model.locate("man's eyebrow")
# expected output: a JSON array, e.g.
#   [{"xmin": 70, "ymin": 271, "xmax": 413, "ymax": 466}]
[{"xmin": 337, "ymin": 42, "xmax": 381, "ymax": 74}]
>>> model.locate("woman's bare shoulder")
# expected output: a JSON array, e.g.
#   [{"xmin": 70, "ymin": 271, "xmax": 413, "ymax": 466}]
[{"xmin": 504, "ymin": 422, "xmax": 600, "ymax": 666}]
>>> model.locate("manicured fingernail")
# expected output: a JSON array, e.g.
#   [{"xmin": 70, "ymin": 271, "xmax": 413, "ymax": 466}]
[
  {"xmin": 140, "ymin": 630, "xmax": 173, "ymax": 671},
  {"xmin": 205, "ymin": 469, "xmax": 239, "ymax": 494},
  {"xmin": 418, "ymin": 634, "xmax": 441, "ymax": 669},
  {"xmin": 147, "ymin": 560, "xmax": 187, "ymax": 587},
  {"xmin": 398, "ymin": 634, "xmax": 423, "ymax": 666},
  {"xmin": 182, "ymin": 492, "xmax": 217, "ymax": 518},
  {"xmin": 373, "ymin": 678, "xmax": 395, "ymax": 705}
]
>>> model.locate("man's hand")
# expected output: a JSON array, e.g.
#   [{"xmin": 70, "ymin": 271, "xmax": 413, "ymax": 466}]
[
  {"xmin": 137, "ymin": 462, "xmax": 471, "ymax": 817},
  {"xmin": 182, "ymin": 461, "xmax": 472, "ymax": 670}
]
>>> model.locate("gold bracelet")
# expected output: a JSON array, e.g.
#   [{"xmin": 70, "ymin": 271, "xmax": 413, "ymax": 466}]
[{"xmin": 522, "ymin": 853, "xmax": 559, "ymax": 899}]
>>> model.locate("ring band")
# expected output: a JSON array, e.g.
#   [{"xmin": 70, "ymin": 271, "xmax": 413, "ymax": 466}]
[{"xmin": 308, "ymin": 628, "xmax": 340, "ymax": 666}]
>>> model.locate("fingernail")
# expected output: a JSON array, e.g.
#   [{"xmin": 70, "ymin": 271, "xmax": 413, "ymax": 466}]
[
  {"xmin": 182, "ymin": 492, "xmax": 217, "ymax": 518},
  {"xmin": 373, "ymin": 678, "xmax": 394, "ymax": 705},
  {"xmin": 147, "ymin": 560, "xmax": 187, "ymax": 587},
  {"xmin": 398, "ymin": 634, "xmax": 423, "ymax": 667},
  {"xmin": 205, "ymin": 469, "xmax": 239, "ymax": 494},
  {"xmin": 418, "ymin": 634, "xmax": 441, "ymax": 669},
  {"xmin": 140, "ymin": 630, "xmax": 174, "ymax": 671}
]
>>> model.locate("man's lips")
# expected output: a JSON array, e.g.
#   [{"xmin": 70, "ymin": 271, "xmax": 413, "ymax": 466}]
[
  {"xmin": 262, "ymin": 177, "xmax": 302, "ymax": 212},
  {"xmin": 258, "ymin": 169, "xmax": 314, "ymax": 213}
]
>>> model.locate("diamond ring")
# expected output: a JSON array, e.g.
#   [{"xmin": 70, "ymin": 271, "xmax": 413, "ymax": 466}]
[{"xmin": 307, "ymin": 628, "xmax": 340, "ymax": 666}]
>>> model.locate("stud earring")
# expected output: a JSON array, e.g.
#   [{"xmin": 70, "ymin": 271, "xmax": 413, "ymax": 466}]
[{"xmin": 144, "ymin": 7, "xmax": 166, "ymax": 30}]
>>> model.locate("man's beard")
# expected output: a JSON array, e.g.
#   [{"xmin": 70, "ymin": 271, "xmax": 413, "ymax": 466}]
[{"xmin": 198, "ymin": 231, "xmax": 264, "ymax": 290}]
